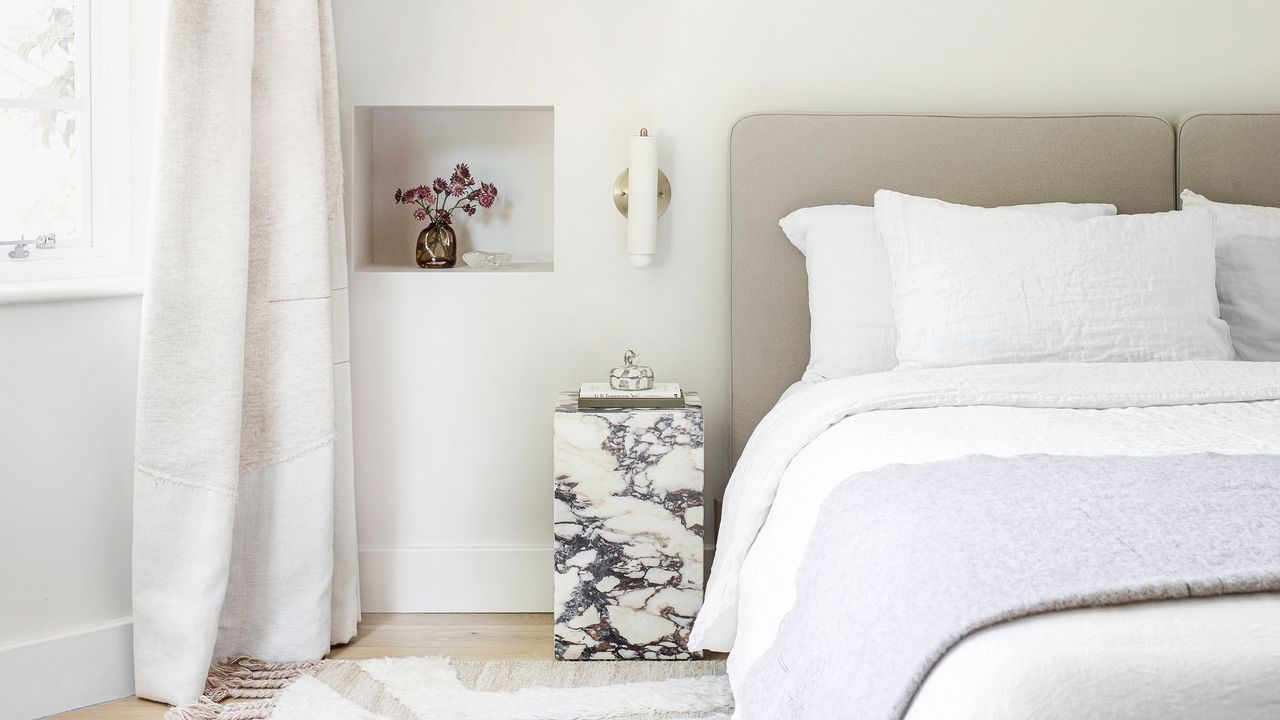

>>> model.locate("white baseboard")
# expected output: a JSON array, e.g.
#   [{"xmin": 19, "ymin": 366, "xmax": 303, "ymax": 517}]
[
  {"xmin": 0, "ymin": 618, "xmax": 134, "ymax": 720},
  {"xmin": 359, "ymin": 545, "xmax": 553, "ymax": 612}
]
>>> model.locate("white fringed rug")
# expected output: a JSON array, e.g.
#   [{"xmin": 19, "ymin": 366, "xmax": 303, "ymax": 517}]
[{"xmin": 263, "ymin": 656, "xmax": 731, "ymax": 720}]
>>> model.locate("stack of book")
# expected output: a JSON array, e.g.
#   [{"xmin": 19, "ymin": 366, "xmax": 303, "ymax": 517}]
[{"xmin": 578, "ymin": 382, "xmax": 684, "ymax": 409}]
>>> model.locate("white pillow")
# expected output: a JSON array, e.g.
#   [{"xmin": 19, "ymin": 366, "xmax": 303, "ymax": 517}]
[
  {"xmin": 780, "ymin": 201, "xmax": 1117, "ymax": 381},
  {"xmin": 1181, "ymin": 189, "xmax": 1280, "ymax": 361},
  {"xmin": 779, "ymin": 206, "xmax": 895, "ymax": 381},
  {"xmin": 874, "ymin": 190, "xmax": 1233, "ymax": 370}
]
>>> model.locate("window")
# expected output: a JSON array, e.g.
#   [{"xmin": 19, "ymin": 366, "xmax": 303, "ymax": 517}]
[{"xmin": 0, "ymin": 0, "xmax": 133, "ymax": 295}]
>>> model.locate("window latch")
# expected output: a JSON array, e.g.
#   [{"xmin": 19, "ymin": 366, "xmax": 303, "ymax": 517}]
[{"xmin": 2, "ymin": 234, "xmax": 56, "ymax": 259}]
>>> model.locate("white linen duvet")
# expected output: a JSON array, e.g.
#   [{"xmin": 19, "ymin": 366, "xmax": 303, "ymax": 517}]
[{"xmin": 693, "ymin": 361, "xmax": 1280, "ymax": 719}]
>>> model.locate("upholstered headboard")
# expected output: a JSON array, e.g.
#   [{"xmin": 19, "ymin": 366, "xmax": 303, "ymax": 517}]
[
  {"xmin": 1178, "ymin": 113, "xmax": 1280, "ymax": 207},
  {"xmin": 729, "ymin": 113, "xmax": 1178, "ymax": 467}
]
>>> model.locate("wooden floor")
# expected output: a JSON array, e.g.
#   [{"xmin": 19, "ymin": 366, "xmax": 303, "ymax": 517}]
[{"xmin": 56, "ymin": 613, "xmax": 556, "ymax": 719}]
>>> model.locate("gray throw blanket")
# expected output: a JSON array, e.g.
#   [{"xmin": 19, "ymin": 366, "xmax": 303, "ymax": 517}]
[{"xmin": 737, "ymin": 453, "xmax": 1280, "ymax": 720}]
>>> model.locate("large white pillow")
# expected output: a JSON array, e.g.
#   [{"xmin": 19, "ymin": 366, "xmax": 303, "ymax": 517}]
[
  {"xmin": 779, "ymin": 206, "xmax": 895, "ymax": 382},
  {"xmin": 1181, "ymin": 189, "xmax": 1280, "ymax": 361},
  {"xmin": 780, "ymin": 201, "xmax": 1117, "ymax": 381},
  {"xmin": 874, "ymin": 190, "xmax": 1233, "ymax": 370}
]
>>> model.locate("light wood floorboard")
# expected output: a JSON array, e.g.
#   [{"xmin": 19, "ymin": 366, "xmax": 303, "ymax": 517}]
[{"xmin": 54, "ymin": 613, "xmax": 555, "ymax": 720}]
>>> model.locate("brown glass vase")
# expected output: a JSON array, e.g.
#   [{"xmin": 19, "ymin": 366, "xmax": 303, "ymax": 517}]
[{"xmin": 416, "ymin": 222, "xmax": 457, "ymax": 269}]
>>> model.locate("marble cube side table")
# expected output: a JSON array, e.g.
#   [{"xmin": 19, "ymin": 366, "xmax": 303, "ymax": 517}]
[{"xmin": 553, "ymin": 392, "xmax": 705, "ymax": 660}]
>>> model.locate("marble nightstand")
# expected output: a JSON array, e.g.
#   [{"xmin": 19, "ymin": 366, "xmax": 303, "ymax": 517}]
[{"xmin": 553, "ymin": 392, "xmax": 705, "ymax": 660}]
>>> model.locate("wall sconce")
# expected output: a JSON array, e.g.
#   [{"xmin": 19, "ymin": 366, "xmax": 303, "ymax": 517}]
[{"xmin": 613, "ymin": 128, "xmax": 671, "ymax": 268}]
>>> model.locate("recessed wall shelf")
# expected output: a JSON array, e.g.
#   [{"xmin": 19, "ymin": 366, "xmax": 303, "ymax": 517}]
[
  {"xmin": 357, "ymin": 261, "xmax": 554, "ymax": 274},
  {"xmin": 351, "ymin": 105, "xmax": 554, "ymax": 273}
]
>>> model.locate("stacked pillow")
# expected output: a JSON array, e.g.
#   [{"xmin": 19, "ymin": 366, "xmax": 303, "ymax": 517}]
[
  {"xmin": 1180, "ymin": 190, "xmax": 1280, "ymax": 361},
  {"xmin": 873, "ymin": 191, "xmax": 1232, "ymax": 369},
  {"xmin": 780, "ymin": 200, "xmax": 1117, "ymax": 380},
  {"xmin": 781, "ymin": 188, "xmax": 1277, "ymax": 378}
]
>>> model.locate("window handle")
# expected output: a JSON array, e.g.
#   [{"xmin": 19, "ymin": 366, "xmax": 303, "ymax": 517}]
[{"xmin": 2, "ymin": 234, "xmax": 56, "ymax": 259}]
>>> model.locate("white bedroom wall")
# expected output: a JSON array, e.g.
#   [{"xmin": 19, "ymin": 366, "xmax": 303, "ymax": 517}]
[
  {"xmin": 0, "ymin": 1, "xmax": 159, "ymax": 715},
  {"xmin": 333, "ymin": 0, "xmax": 1280, "ymax": 611},
  {"xmin": 0, "ymin": 296, "xmax": 141, "ymax": 642}
]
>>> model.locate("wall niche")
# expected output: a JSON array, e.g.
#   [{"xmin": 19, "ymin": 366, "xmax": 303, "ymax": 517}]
[{"xmin": 351, "ymin": 106, "xmax": 554, "ymax": 272}]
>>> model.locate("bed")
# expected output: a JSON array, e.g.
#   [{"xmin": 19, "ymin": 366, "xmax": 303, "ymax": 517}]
[{"xmin": 692, "ymin": 113, "xmax": 1280, "ymax": 719}]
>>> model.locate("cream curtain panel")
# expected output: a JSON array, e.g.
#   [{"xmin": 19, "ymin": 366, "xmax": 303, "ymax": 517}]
[{"xmin": 133, "ymin": 0, "xmax": 358, "ymax": 705}]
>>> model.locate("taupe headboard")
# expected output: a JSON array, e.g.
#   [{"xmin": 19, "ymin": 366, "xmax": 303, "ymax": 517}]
[
  {"xmin": 1178, "ymin": 113, "xmax": 1280, "ymax": 207},
  {"xmin": 729, "ymin": 113, "xmax": 1177, "ymax": 467}
]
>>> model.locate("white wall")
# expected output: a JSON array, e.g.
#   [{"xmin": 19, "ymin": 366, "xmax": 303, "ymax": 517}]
[
  {"xmin": 333, "ymin": 0, "xmax": 1280, "ymax": 611},
  {"xmin": 0, "ymin": 1, "xmax": 158, "ymax": 714},
  {"xmin": 0, "ymin": 296, "xmax": 140, "ymax": 643}
]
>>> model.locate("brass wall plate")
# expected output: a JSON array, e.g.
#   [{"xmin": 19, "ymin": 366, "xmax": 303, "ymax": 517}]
[{"xmin": 613, "ymin": 169, "xmax": 672, "ymax": 218}]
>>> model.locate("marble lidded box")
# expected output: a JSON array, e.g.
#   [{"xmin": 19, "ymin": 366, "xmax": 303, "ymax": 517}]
[{"xmin": 553, "ymin": 392, "xmax": 705, "ymax": 660}]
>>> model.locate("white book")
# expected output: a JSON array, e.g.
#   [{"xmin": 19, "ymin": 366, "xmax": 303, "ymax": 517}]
[{"xmin": 579, "ymin": 382, "xmax": 682, "ymax": 400}]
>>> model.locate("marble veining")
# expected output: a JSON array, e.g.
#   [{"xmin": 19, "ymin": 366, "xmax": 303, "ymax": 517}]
[{"xmin": 553, "ymin": 392, "xmax": 705, "ymax": 660}]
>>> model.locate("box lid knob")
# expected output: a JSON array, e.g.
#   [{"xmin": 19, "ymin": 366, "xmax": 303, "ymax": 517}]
[{"xmin": 609, "ymin": 349, "xmax": 655, "ymax": 390}]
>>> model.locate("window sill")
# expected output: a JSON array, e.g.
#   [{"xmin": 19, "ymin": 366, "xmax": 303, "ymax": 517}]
[{"xmin": 0, "ymin": 274, "xmax": 143, "ymax": 305}]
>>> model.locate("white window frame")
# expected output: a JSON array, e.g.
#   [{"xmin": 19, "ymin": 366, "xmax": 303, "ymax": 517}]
[{"xmin": 0, "ymin": 0, "xmax": 138, "ymax": 303}]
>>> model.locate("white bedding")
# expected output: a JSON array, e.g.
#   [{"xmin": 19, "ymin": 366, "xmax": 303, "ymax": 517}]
[
  {"xmin": 909, "ymin": 594, "xmax": 1280, "ymax": 719},
  {"xmin": 874, "ymin": 191, "xmax": 1232, "ymax": 369},
  {"xmin": 694, "ymin": 361, "xmax": 1280, "ymax": 718},
  {"xmin": 777, "ymin": 200, "xmax": 1115, "ymax": 381}
]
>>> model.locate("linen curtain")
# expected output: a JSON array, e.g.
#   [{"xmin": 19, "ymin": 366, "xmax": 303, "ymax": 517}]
[{"xmin": 133, "ymin": 0, "xmax": 358, "ymax": 705}]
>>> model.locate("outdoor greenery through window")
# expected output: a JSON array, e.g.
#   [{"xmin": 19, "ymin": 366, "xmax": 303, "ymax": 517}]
[{"xmin": 1, "ymin": 0, "xmax": 86, "ymax": 250}]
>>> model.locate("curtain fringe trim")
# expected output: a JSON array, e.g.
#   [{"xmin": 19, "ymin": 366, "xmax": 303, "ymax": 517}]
[{"xmin": 164, "ymin": 656, "xmax": 321, "ymax": 720}]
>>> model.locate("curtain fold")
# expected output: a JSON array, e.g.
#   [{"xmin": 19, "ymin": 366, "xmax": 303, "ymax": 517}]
[{"xmin": 133, "ymin": 0, "xmax": 358, "ymax": 705}]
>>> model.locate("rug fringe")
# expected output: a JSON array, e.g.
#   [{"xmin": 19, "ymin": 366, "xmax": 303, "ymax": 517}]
[
  {"xmin": 205, "ymin": 656, "xmax": 321, "ymax": 701},
  {"xmin": 164, "ymin": 656, "xmax": 321, "ymax": 720}
]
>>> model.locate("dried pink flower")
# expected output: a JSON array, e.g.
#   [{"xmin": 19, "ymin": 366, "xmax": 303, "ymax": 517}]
[
  {"xmin": 398, "ymin": 165, "xmax": 500, "ymax": 226},
  {"xmin": 402, "ymin": 185, "xmax": 431, "ymax": 204}
]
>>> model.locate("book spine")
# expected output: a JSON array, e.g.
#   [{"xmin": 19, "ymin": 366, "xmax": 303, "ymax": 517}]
[
  {"xmin": 580, "ymin": 393, "xmax": 681, "ymax": 400},
  {"xmin": 577, "ymin": 399, "xmax": 685, "ymax": 409}
]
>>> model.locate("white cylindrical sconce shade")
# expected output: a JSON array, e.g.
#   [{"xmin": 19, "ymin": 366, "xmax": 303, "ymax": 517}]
[{"xmin": 627, "ymin": 131, "xmax": 658, "ymax": 268}]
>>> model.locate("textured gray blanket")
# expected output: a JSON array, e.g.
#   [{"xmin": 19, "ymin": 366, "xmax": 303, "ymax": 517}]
[{"xmin": 737, "ymin": 453, "xmax": 1280, "ymax": 720}]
